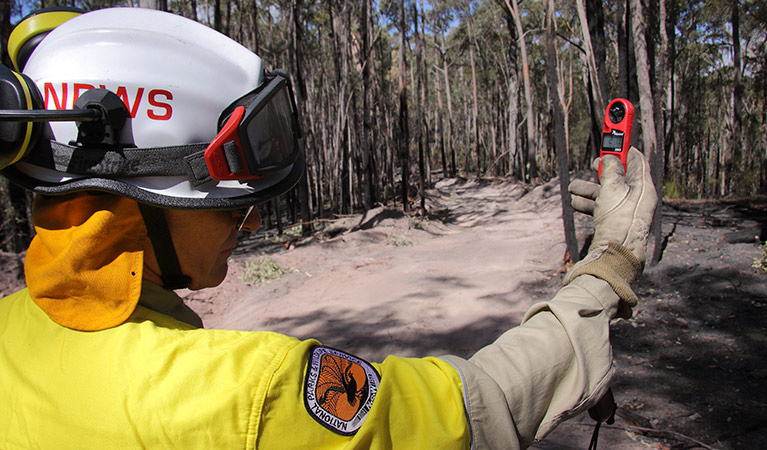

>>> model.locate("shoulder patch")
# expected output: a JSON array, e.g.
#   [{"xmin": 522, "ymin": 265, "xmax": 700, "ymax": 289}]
[{"xmin": 304, "ymin": 346, "xmax": 380, "ymax": 435}]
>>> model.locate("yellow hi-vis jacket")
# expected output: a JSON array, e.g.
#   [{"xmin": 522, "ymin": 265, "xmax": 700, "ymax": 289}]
[
  {"xmin": 4, "ymin": 190, "xmax": 632, "ymax": 448},
  {"xmin": 2, "ymin": 273, "xmax": 623, "ymax": 449},
  {"xmin": 0, "ymin": 285, "xmax": 469, "ymax": 449}
]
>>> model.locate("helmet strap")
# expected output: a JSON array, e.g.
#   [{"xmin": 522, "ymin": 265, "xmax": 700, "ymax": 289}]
[{"xmin": 137, "ymin": 203, "xmax": 191, "ymax": 290}]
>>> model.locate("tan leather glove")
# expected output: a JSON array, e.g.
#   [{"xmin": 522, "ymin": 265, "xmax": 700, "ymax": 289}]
[{"xmin": 565, "ymin": 147, "xmax": 657, "ymax": 318}]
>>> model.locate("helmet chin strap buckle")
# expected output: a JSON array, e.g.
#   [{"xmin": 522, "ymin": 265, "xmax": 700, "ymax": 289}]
[{"xmin": 72, "ymin": 88, "xmax": 129, "ymax": 148}]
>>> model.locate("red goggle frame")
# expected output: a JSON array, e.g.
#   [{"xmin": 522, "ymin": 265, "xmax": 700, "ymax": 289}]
[{"xmin": 204, "ymin": 71, "xmax": 301, "ymax": 181}]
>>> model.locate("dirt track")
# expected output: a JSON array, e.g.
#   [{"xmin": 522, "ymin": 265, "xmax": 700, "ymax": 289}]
[{"xmin": 189, "ymin": 178, "xmax": 569, "ymax": 358}]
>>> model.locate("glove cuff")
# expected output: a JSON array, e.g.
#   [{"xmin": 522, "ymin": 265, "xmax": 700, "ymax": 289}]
[{"xmin": 564, "ymin": 242, "xmax": 642, "ymax": 309}]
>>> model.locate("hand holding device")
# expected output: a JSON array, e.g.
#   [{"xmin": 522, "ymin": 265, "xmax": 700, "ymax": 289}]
[{"xmin": 571, "ymin": 148, "xmax": 655, "ymax": 273}]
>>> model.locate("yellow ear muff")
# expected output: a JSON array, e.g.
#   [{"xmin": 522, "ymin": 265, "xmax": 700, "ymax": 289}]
[
  {"xmin": 1, "ymin": 7, "xmax": 79, "ymax": 169},
  {"xmin": 0, "ymin": 65, "xmax": 43, "ymax": 170},
  {"xmin": 7, "ymin": 71, "xmax": 35, "ymax": 165},
  {"xmin": 8, "ymin": 8, "xmax": 83, "ymax": 71}
]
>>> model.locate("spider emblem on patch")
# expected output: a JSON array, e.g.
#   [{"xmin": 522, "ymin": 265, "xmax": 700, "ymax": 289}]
[{"xmin": 304, "ymin": 346, "xmax": 380, "ymax": 435}]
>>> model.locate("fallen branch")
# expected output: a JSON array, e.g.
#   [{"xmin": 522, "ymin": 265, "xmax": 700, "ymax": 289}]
[
  {"xmin": 723, "ymin": 229, "xmax": 760, "ymax": 244},
  {"xmin": 560, "ymin": 421, "xmax": 721, "ymax": 450},
  {"xmin": 608, "ymin": 423, "xmax": 722, "ymax": 450}
]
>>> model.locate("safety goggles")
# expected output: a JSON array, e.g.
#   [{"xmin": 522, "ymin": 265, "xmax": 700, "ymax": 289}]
[{"xmin": 204, "ymin": 71, "xmax": 302, "ymax": 182}]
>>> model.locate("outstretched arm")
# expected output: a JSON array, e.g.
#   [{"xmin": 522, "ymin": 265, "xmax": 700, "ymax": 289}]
[{"xmin": 443, "ymin": 148, "xmax": 656, "ymax": 449}]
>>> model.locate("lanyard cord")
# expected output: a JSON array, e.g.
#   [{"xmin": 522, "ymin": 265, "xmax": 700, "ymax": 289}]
[
  {"xmin": 587, "ymin": 388, "xmax": 617, "ymax": 449},
  {"xmin": 588, "ymin": 421, "xmax": 602, "ymax": 450}
]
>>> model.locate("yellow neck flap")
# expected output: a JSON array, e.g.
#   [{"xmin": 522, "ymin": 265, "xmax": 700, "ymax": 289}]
[{"xmin": 25, "ymin": 192, "xmax": 147, "ymax": 331}]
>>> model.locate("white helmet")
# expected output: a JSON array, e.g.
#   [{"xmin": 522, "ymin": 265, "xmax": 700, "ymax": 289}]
[{"xmin": 2, "ymin": 7, "xmax": 304, "ymax": 210}]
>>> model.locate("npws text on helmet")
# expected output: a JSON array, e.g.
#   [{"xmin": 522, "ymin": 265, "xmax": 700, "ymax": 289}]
[{"xmin": 44, "ymin": 82, "xmax": 173, "ymax": 120}]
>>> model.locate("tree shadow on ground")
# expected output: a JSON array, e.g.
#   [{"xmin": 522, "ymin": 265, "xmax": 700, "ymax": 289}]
[
  {"xmin": 610, "ymin": 263, "xmax": 767, "ymax": 449},
  {"xmin": 247, "ymin": 272, "xmax": 560, "ymax": 361}
]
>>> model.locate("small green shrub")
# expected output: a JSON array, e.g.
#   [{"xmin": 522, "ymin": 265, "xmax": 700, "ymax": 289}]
[
  {"xmin": 387, "ymin": 234, "xmax": 413, "ymax": 247},
  {"xmin": 284, "ymin": 224, "xmax": 302, "ymax": 237},
  {"xmin": 409, "ymin": 216, "xmax": 428, "ymax": 230},
  {"xmin": 663, "ymin": 177, "xmax": 685, "ymax": 200},
  {"xmin": 753, "ymin": 242, "xmax": 767, "ymax": 273},
  {"xmin": 266, "ymin": 224, "xmax": 303, "ymax": 244},
  {"xmin": 240, "ymin": 255, "xmax": 286, "ymax": 285}
]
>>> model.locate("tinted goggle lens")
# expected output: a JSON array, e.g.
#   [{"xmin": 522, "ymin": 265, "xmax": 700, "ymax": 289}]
[
  {"xmin": 240, "ymin": 85, "xmax": 297, "ymax": 171},
  {"xmin": 204, "ymin": 72, "xmax": 301, "ymax": 182}
]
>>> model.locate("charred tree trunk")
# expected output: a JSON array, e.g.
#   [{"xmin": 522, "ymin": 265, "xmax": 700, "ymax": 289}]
[
  {"xmin": 419, "ymin": 0, "xmax": 431, "ymax": 188},
  {"xmin": 292, "ymin": 0, "xmax": 307, "ymax": 100},
  {"xmin": 361, "ymin": 0, "xmax": 374, "ymax": 210},
  {"xmin": 664, "ymin": 0, "xmax": 677, "ymax": 174},
  {"xmin": 0, "ymin": 180, "xmax": 33, "ymax": 253},
  {"xmin": 1, "ymin": 0, "xmax": 12, "ymax": 73},
  {"xmin": 505, "ymin": 0, "xmax": 536, "ymax": 182},
  {"xmin": 289, "ymin": 0, "xmax": 312, "ymax": 235},
  {"xmin": 648, "ymin": 0, "xmax": 670, "ymax": 261},
  {"xmin": 139, "ymin": 0, "xmax": 168, "ymax": 11},
  {"xmin": 558, "ymin": 52, "xmax": 574, "ymax": 158},
  {"xmin": 398, "ymin": 0, "xmax": 410, "ymax": 212},
  {"xmin": 224, "ymin": 0, "xmax": 232, "ymax": 37},
  {"xmin": 435, "ymin": 50, "xmax": 448, "ymax": 177},
  {"xmin": 214, "ymin": 0, "xmax": 222, "ymax": 31},
  {"xmin": 729, "ymin": 0, "xmax": 743, "ymax": 196},
  {"xmin": 440, "ymin": 32, "xmax": 457, "ymax": 177},
  {"xmin": 545, "ymin": 0, "xmax": 579, "ymax": 261},
  {"xmin": 630, "ymin": 0, "xmax": 663, "ymax": 264},
  {"xmin": 583, "ymin": 0, "xmax": 607, "ymax": 160},
  {"xmin": 617, "ymin": 0, "xmax": 640, "ymax": 148},
  {"xmin": 341, "ymin": 122, "xmax": 351, "ymax": 214},
  {"xmin": 502, "ymin": 9, "xmax": 520, "ymax": 179},
  {"xmin": 466, "ymin": 15, "xmax": 482, "ymax": 177},
  {"xmin": 576, "ymin": 0, "xmax": 606, "ymax": 164},
  {"xmin": 273, "ymin": 198, "xmax": 283, "ymax": 235},
  {"xmin": 413, "ymin": 2, "xmax": 426, "ymax": 213},
  {"xmin": 616, "ymin": 0, "xmax": 630, "ymax": 99},
  {"xmin": 249, "ymin": 0, "xmax": 258, "ymax": 52}
]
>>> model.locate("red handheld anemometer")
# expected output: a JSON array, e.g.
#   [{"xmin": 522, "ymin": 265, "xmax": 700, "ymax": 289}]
[{"xmin": 598, "ymin": 98, "xmax": 634, "ymax": 179}]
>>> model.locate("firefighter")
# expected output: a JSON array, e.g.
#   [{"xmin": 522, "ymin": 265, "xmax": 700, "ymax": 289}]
[{"xmin": 0, "ymin": 7, "xmax": 656, "ymax": 449}]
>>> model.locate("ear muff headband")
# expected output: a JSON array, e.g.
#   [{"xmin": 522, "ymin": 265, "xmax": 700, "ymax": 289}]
[
  {"xmin": 7, "ymin": 71, "xmax": 35, "ymax": 165},
  {"xmin": 8, "ymin": 9, "xmax": 82, "ymax": 71}
]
